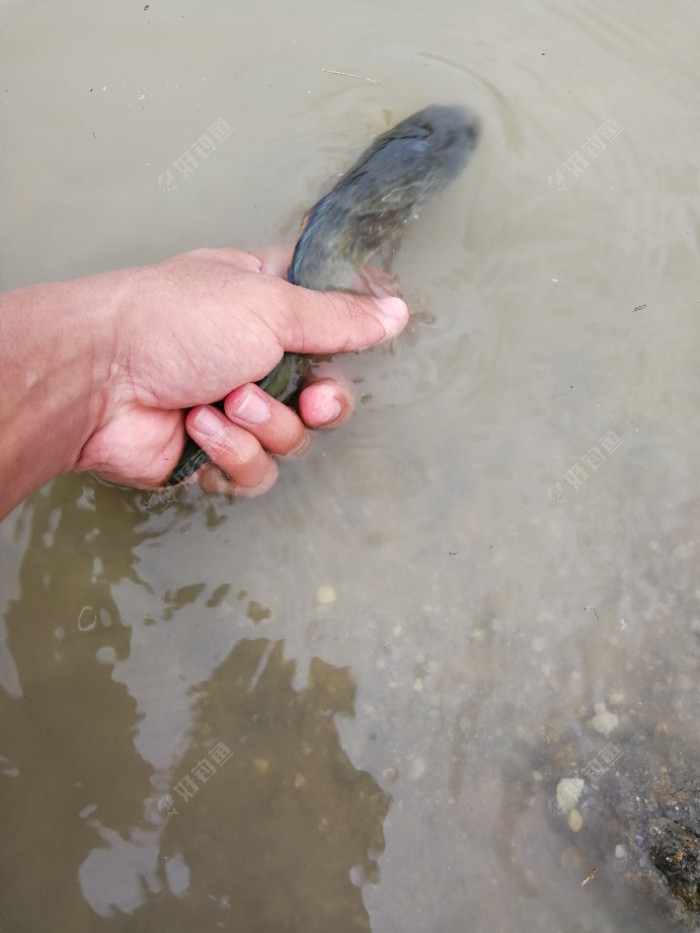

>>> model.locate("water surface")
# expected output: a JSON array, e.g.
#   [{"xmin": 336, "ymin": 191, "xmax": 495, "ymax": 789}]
[{"xmin": 1, "ymin": 1, "xmax": 700, "ymax": 930}]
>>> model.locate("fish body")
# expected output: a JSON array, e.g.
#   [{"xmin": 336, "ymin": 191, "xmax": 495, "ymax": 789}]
[
  {"xmin": 167, "ymin": 104, "xmax": 480, "ymax": 485},
  {"xmin": 289, "ymin": 104, "xmax": 480, "ymax": 291}
]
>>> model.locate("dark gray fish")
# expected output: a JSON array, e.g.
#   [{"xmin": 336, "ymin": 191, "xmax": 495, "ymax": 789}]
[{"xmin": 166, "ymin": 104, "xmax": 480, "ymax": 486}]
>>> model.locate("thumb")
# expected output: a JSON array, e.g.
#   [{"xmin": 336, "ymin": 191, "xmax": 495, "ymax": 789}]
[{"xmin": 267, "ymin": 280, "xmax": 409, "ymax": 355}]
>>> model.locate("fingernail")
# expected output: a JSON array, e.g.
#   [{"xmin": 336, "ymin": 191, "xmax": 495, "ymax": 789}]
[
  {"xmin": 228, "ymin": 387, "xmax": 270, "ymax": 425},
  {"xmin": 374, "ymin": 297, "xmax": 408, "ymax": 337},
  {"xmin": 319, "ymin": 397, "xmax": 343, "ymax": 425},
  {"xmin": 376, "ymin": 296, "xmax": 408, "ymax": 320},
  {"xmin": 289, "ymin": 431, "xmax": 313, "ymax": 457},
  {"xmin": 192, "ymin": 407, "xmax": 223, "ymax": 436}
]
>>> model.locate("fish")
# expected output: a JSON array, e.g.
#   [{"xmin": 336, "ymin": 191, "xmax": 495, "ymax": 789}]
[{"xmin": 166, "ymin": 104, "xmax": 480, "ymax": 486}]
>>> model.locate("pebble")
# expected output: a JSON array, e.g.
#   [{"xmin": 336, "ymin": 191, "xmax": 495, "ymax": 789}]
[
  {"xmin": 568, "ymin": 808, "xmax": 583, "ymax": 832},
  {"xmin": 316, "ymin": 585, "xmax": 336, "ymax": 604},
  {"xmin": 557, "ymin": 777, "xmax": 584, "ymax": 813},
  {"xmin": 407, "ymin": 757, "xmax": 426, "ymax": 781},
  {"xmin": 588, "ymin": 703, "xmax": 619, "ymax": 736}
]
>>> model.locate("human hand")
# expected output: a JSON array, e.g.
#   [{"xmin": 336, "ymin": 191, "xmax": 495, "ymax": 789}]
[{"xmin": 78, "ymin": 247, "xmax": 408, "ymax": 495}]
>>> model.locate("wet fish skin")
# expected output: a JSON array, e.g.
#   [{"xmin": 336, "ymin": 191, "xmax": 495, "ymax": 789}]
[
  {"xmin": 257, "ymin": 105, "xmax": 480, "ymax": 405},
  {"xmin": 166, "ymin": 104, "xmax": 480, "ymax": 486},
  {"xmin": 288, "ymin": 104, "xmax": 480, "ymax": 292}
]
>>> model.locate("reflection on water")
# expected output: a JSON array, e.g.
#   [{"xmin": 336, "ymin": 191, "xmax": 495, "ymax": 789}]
[
  {"xmin": 2, "ymin": 0, "xmax": 700, "ymax": 930},
  {"xmin": 1, "ymin": 482, "xmax": 389, "ymax": 931},
  {"xmin": 123, "ymin": 639, "xmax": 390, "ymax": 932},
  {"xmin": 0, "ymin": 483, "xmax": 153, "ymax": 929}
]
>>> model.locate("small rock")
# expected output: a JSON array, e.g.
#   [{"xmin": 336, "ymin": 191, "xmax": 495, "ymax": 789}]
[
  {"xmin": 589, "ymin": 707, "xmax": 619, "ymax": 736},
  {"xmin": 316, "ymin": 585, "xmax": 336, "ymax": 604},
  {"xmin": 557, "ymin": 777, "xmax": 585, "ymax": 813},
  {"xmin": 568, "ymin": 808, "xmax": 583, "ymax": 832}
]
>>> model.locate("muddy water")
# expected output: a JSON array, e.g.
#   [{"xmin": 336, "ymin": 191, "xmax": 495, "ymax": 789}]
[{"xmin": 2, "ymin": 0, "xmax": 700, "ymax": 930}]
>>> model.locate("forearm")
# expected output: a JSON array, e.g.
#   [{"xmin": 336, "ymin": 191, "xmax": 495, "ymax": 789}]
[{"xmin": 0, "ymin": 275, "xmax": 115, "ymax": 518}]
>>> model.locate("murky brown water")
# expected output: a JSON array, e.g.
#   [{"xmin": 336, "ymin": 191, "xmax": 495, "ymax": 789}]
[{"xmin": 2, "ymin": 0, "xmax": 700, "ymax": 930}]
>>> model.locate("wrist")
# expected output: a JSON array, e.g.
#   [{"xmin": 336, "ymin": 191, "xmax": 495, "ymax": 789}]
[{"xmin": 0, "ymin": 270, "xmax": 121, "ymax": 515}]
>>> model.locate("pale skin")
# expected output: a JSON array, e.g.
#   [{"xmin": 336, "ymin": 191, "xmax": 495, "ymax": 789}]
[{"xmin": 0, "ymin": 247, "xmax": 409, "ymax": 521}]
